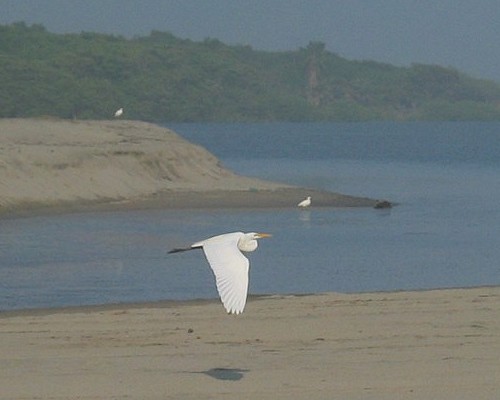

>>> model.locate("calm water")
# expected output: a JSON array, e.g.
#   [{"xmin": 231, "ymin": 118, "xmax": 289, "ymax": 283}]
[{"xmin": 1, "ymin": 122, "xmax": 499, "ymax": 310}]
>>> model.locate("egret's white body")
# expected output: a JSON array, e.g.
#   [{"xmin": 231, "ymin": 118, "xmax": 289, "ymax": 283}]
[
  {"xmin": 298, "ymin": 196, "xmax": 311, "ymax": 207},
  {"xmin": 114, "ymin": 108, "xmax": 123, "ymax": 117},
  {"xmin": 169, "ymin": 232, "xmax": 271, "ymax": 314}
]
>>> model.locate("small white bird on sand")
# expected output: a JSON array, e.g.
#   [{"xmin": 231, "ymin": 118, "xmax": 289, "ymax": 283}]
[
  {"xmin": 114, "ymin": 108, "xmax": 123, "ymax": 117},
  {"xmin": 168, "ymin": 232, "xmax": 272, "ymax": 314},
  {"xmin": 298, "ymin": 196, "xmax": 311, "ymax": 208}
]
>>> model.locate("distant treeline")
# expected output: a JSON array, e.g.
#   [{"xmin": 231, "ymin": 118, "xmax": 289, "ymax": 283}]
[{"xmin": 1, "ymin": 22, "xmax": 500, "ymax": 122}]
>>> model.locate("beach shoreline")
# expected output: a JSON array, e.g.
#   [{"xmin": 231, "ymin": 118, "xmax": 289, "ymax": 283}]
[
  {"xmin": 0, "ymin": 284, "xmax": 497, "ymax": 318},
  {"xmin": 0, "ymin": 187, "xmax": 380, "ymax": 219},
  {"xmin": 1, "ymin": 286, "xmax": 498, "ymax": 399}
]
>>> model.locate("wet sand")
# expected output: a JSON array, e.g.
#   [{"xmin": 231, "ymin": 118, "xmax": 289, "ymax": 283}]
[{"xmin": 1, "ymin": 287, "xmax": 499, "ymax": 399}]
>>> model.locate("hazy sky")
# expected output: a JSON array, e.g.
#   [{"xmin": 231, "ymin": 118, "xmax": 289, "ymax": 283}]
[{"xmin": 2, "ymin": 0, "xmax": 499, "ymax": 82}]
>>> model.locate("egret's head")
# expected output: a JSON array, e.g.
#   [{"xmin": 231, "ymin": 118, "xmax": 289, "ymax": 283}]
[{"xmin": 238, "ymin": 232, "xmax": 272, "ymax": 252}]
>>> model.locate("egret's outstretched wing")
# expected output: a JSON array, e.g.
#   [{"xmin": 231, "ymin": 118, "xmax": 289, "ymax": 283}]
[{"xmin": 200, "ymin": 233, "xmax": 249, "ymax": 314}]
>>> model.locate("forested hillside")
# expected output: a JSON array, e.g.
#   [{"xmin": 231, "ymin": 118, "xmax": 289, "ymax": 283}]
[{"xmin": 1, "ymin": 22, "xmax": 500, "ymax": 122}]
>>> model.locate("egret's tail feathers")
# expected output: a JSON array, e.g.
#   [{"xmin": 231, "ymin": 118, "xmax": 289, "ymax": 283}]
[{"xmin": 168, "ymin": 247, "xmax": 193, "ymax": 254}]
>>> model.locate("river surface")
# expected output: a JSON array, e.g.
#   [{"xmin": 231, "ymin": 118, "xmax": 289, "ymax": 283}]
[{"xmin": 1, "ymin": 122, "xmax": 499, "ymax": 310}]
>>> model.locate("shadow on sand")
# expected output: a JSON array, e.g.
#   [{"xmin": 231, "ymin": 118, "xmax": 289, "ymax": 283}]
[{"xmin": 199, "ymin": 367, "xmax": 249, "ymax": 381}]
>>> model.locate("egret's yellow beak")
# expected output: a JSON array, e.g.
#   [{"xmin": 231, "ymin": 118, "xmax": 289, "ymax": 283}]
[{"xmin": 256, "ymin": 233, "xmax": 272, "ymax": 239}]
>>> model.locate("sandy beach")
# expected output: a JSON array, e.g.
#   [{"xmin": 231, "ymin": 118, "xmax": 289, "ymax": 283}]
[
  {"xmin": 1, "ymin": 287, "xmax": 499, "ymax": 399},
  {"xmin": 0, "ymin": 118, "xmax": 380, "ymax": 217}
]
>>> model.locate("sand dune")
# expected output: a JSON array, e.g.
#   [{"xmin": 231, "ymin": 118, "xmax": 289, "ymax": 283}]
[{"xmin": 0, "ymin": 118, "xmax": 378, "ymax": 216}]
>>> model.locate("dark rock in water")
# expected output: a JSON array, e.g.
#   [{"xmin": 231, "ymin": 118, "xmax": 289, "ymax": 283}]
[{"xmin": 374, "ymin": 200, "xmax": 392, "ymax": 209}]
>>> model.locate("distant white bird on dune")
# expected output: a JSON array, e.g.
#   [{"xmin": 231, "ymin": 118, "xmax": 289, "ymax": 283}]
[
  {"xmin": 114, "ymin": 108, "xmax": 123, "ymax": 117},
  {"xmin": 298, "ymin": 196, "xmax": 311, "ymax": 208},
  {"xmin": 168, "ymin": 231, "xmax": 271, "ymax": 314}
]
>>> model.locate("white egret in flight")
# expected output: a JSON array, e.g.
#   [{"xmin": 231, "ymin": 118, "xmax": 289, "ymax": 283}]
[
  {"xmin": 298, "ymin": 196, "xmax": 311, "ymax": 207},
  {"xmin": 168, "ymin": 232, "xmax": 272, "ymax": 314},
  {"xmin": 114, "ymin": 107, "xmax": 123, "ymax": 117}
]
